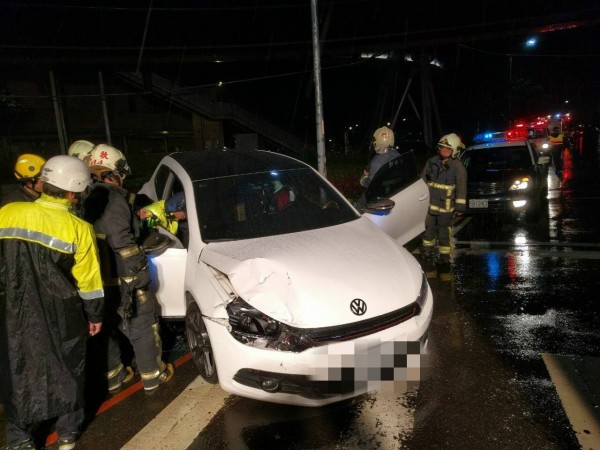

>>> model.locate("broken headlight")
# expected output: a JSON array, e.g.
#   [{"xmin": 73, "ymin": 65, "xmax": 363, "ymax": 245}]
[{"xmin": 226, "ymin": 298, "xmax": 312, "ymax": 352}]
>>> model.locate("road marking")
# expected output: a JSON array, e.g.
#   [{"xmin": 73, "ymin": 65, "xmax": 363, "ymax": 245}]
[
  {"xmin": 455, "ymin": 240, "xmax": 600, "ymax": 248},
  {"xmin": 122, "ymin": 377, "xmax": 229, "ymax": 450},
  {"xmin": 44, "ymin": 354, "xmax": 195, "ymax": 447},
  {"xmin": 542, "ymin": 353, "xmax": 600, "ymax": 449},
  {"xmin": 452, "ymin": 216, "xmax": 471, "ymax": 235}
]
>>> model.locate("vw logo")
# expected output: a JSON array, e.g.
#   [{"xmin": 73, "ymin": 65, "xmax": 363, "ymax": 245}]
[{"xmin": 350, "ymin": 298, "xmax": 367, "ymax": 316}]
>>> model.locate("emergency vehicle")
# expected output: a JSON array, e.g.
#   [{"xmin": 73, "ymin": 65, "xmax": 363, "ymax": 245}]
[{"xmin": 506, "ymin": 114, "xmax": 571, "ymax": 156}]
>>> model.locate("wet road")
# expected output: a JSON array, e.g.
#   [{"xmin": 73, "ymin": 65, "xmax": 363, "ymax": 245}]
[{"xmin": 2, "ymin": 143, "xmax": 600, "ymax": 449}]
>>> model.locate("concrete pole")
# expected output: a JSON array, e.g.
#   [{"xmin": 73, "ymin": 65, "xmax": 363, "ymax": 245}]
[
  {"xmin": 98, "ymin": 72, "xmax": 112, "ymax": 145},
  {"xmin": 310, "ymin": 0, "xmax": 327, "ymax": 178},
  {"xmin": 49, "ymin": 71, "xmax": 68, "ymax": 154}
]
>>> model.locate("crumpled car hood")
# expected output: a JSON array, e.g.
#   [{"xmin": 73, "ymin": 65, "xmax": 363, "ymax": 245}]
[{"xmin": 201, "ymin": 217, "xmax": 423, "ymax": 327}]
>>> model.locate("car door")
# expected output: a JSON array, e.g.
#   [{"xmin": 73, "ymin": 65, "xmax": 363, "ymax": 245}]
[
  {"xmin": 362, "ymin": 150, "xmax": 429, "ymax": 245},
  {"xmin": 139, "ymin": 158, "xmax": 189, "ymax": 318}
]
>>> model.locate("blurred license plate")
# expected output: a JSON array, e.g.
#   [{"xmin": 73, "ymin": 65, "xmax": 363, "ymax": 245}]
[{"xmin": 469, "ymin": 199, "xmax": 488, "ymax": 208}]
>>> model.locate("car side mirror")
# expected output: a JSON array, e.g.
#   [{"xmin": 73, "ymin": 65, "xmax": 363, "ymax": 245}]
[
  {"xmin": 538, "ymin": 156, "xmax": 550, "ymax": 165},
  {"xmin": 363, "ymin": 198, "xmax": 395, "ymax": 215}
]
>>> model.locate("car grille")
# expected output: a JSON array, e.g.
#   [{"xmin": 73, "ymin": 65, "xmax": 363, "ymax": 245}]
[
  {"xmin": 468, "ymin": 181, "xmax": 507, "ymax": 195},
  {"xmin": 304, "ymin": 302, "xmax": 421, "ymax": 344},
  {"xmin": 298, "ymin": 272, "xmax": 428, "ymax": 346}
]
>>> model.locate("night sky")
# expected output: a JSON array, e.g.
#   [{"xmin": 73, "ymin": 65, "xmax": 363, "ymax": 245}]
[{"xmin": 1, "ymin": 1, "xmax": 598, "ymax": 148}]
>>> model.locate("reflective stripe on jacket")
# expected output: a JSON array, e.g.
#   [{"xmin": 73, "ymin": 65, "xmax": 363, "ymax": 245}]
[
  {"xmin": 420, "ymin": 156, "xmax": 467, "ymax": 214},
  {"xmin": 0, "ymin": 194, "xmax": 104, "ymax": 298}
]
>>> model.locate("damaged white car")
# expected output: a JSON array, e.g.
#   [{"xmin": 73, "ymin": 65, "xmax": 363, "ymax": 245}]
[{"xmin": 138, "ymin": 149, "xmax": 432, "ymax": 406}]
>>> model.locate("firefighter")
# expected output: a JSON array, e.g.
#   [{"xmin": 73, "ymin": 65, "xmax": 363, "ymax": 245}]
[
  {"xmin": 360, "ymin": 126, "xmax": 400, "ymax": 188},
  {"xmin": 420, "ymin": 133, "xmax": 467, "ymax": 263},
  {"xmin": 548, "ymin": 127, "xmax": 565, "ymax": 174},
  {"xmin": 0, "ymin": 155, "xmax": 104, "ymax": 450},
  {"xmin": 68, "ymin": 140, "xmax": 95, "ymax": 163},
  {"xmin": 138, "ymin": 191, "xmax": 187, "ymax": 235},
  {"xmin": 82, "ymin": 144, "xmax": 174, "ymax": 393},
  {"xmin": 0, "ymin": 153, "xmax": 46, "ymax": 207}
]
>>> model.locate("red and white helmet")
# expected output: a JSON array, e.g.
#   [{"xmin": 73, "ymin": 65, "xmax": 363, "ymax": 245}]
[{"xmin": 87, "ymin": 144, "xmax": 131, "ymax": 180}]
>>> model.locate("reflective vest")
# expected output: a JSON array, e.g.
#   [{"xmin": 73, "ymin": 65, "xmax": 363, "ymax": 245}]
[
  {"xmin": 548, "ymin": 133, "xmax": 564, "ymax": 145},
  {"xmin": 143, "ymin": 200, "xmax": 179, "ymax": 234}
]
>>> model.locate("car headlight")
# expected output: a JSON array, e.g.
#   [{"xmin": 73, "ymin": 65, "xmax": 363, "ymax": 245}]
[
  {"xmin": 542, "ymin": 143, "xmax": 549, "ymax": 149},
  {"xmin": 509, "ymin": 177, "xmax": 530, "ymax": 191},
  {"xmin": 226, "ymin": 298, "xmax": 312, "ymax": 352}
]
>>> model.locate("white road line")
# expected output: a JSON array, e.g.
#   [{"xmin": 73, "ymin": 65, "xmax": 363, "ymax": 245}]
[
  {"xmin": 454, "ymin": 248, "xmax": 600, "ymax": 259},
  {"xmin": 121, "ymin": 377, "xmax": 229, "ymax": 450},
  {"xmin": 455, "ymin": 240, "xmax": 600, "ymax": 248},
  {"xmin": 541, "ymin": 353, "xmax": 600, "ymax": 449}
]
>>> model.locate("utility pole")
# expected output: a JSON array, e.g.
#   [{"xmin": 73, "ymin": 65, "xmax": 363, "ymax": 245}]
[
  {"xmin": 310, "ymin": 0, "xmax": 326, "ymax": 177},
  {"xmin": 49, "ymin": 71, "xmax": 68, "ymax": 154}
]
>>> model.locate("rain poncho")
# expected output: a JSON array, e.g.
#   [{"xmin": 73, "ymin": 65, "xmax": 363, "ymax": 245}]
[{"xmin": 0, "ymin": 195, "xmax": 104, "ymax": 424}]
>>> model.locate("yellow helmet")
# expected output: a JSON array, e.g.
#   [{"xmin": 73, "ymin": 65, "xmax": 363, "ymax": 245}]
[
  {"xmin": 14, "ymin": 153, "xmax": 46, "ymax": 181},
  {"xmin": 68, "ymin": 140, "xmax": 95, "ymax": 161},
  {"xmin": 373, "ymin": 126, "xmax": 394, "ymax": 154}
]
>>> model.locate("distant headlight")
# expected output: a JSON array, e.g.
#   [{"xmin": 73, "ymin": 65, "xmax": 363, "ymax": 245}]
[
  {"xmin": 509, "ymin": 177, "xmax": 530, "ymax": 191},
  {"xmin": 542, "ymin": 143, "xmax": 549, "ymax": 149},
  {"xmin": 227, "ymin": 298, "xmax": 311, "ymax": 352}
]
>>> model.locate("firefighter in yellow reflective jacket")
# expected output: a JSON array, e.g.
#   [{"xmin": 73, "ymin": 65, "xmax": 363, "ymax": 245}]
[
  {"xmin": 420, "ymin": 133, "xmax": 467, "ymax": 263},
  {"xmin": 0, "ymin": 155, "xmax": 104, "ymax": 450},
  {"xmin": 138, "ymin": 192, "xmax": 186, "ymax": 235}
]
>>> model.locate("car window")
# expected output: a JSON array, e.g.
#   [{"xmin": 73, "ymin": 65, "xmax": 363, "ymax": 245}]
[
  {"xmin": 153, "ymin": 165, "xmax": 171, "ymax": 199},
  {"xmin": 365, "ymin": 150, "xmax": 420, "ymax": 201},
  {"xmin": 194, "ymin": 167, "xmax": 359, "ymax": 242},
  {"xmin": 463, "ymin": 146, "xmax": 530, "ymax": 171}
]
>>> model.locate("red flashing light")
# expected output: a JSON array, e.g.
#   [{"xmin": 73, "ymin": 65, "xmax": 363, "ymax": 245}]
[{"xmin": 507, "ymin": 128, "xmax": 529, "ymax": 139}]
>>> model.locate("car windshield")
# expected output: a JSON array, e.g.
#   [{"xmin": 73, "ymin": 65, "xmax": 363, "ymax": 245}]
[
  {"xmin": 194, "ymin": 167, "xmax": 359, "ymax": 242},
  {"xmin": 463, "ymin": 146, "xmax": 530, "ymax": 171}
]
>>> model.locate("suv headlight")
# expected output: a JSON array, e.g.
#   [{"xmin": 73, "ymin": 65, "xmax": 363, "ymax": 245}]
[
  {"xmin": 509, "ymin": 176, "xmax": 530, "ymax": 191},
  {"xmin": 226, "ymin": 298, "xmax": 312, "ymax": 352}
]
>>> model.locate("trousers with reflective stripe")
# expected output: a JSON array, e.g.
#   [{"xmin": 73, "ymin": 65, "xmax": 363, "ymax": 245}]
[{"xmin": 422, "ymin": 211, "xmax": 454, "ymax": 256}]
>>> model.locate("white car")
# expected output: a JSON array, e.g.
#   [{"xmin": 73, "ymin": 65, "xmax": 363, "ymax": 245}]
[{"xmin": 138, "ymin": 149, "xmax": 432, "ymax": 406}]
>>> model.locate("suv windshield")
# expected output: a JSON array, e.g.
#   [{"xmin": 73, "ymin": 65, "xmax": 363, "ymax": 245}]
[
  {"xmin": 463, "ymin": 146, "xmax": 531, "ymax": 171},
  {"xmin": 194, "ymin": 167, "xmax": 359, "ymax": 242}
]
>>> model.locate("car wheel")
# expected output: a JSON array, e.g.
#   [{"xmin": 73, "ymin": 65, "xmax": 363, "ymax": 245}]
[{"xmin": 185, "ymin": 302, "xmax": 218, "ymax": 384}]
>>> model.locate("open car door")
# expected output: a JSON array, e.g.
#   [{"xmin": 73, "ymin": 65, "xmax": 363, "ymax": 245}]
[
  {"xmin": 139, "ymin": 159, "xmax": 190, "ymax": 319},
  {"xmin": 361, "ymin": 150, "xmax": 429, "ymax": 246}
]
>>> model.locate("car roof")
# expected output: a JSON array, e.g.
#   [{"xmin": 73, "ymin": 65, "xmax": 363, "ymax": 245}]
[
  {"xmin": 169, "ymin": 149, "xmax": 308, "ymax": 181},
  {"xmin": 466, "ymin": 138, "xmax": 529, "ymax": 152}
]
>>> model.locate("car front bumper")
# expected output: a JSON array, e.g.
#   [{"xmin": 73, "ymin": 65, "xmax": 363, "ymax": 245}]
[{"xmin": 206, "ymin": 284, "xmax": 433, "ymax": 407}]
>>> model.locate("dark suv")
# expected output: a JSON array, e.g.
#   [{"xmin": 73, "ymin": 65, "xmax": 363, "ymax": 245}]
[{"xmin": 461, "ymin": 138, "xmax": 550, "ymax": 221}]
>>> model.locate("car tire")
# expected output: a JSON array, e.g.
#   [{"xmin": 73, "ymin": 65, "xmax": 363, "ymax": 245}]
[{"xmin": 185, "ymin": 302, "xmax": 219, "ymax": 384}]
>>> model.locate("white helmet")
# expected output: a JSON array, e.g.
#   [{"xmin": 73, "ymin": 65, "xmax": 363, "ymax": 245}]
[
  {"xmin": 437, "ymin": 133, "xmax": 462, "ymax": 157},
  {"xmin": 68, "ymin": 140, "xmax": 95, "ymax": 161},
  {"xmin": 87, "ymin": 144, "xmax": 131, "ymax": 179},
  {"xmin": 373, "ymin": 126, "xmax": 394, "ymax": 154},
  {"xmin": 40, "ymin": 155, "xmax": 91, "ymax": 193}
]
